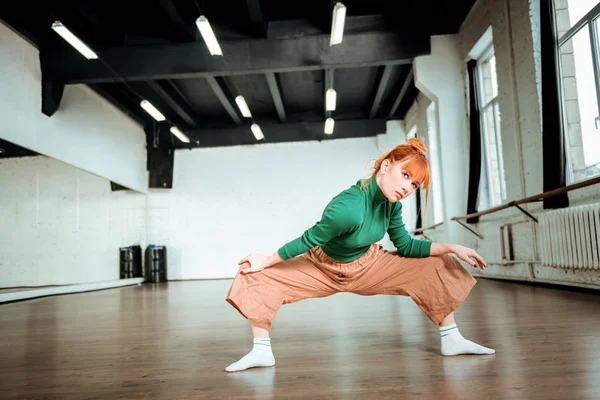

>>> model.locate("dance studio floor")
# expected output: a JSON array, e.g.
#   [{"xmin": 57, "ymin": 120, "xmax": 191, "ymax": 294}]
[{"xmin": 1, "ymin": 278, "xmax": 599, "ymax": 399}]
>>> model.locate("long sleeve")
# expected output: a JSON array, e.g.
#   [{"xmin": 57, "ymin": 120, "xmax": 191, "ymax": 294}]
[
  {"xmin": 387, "ymin": 202, "xmax": 432, "ymax": 258},
  {"xmin": 278, "ymin": 195, "xmax": 363, "ymax": 260}
]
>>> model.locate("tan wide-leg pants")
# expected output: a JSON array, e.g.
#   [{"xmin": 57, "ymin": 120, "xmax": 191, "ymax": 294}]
[{"xmin": 226, "ymin": 244, "xmax": 476, "ymax": 330}]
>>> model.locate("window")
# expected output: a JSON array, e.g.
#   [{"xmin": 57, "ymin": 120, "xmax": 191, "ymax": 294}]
[
  {"xmin": 426, "ymin": 102, "xmax": 444, "ymax": 225},
  {"xmin": 476, "ymin": 45, "xmax": 507, "ymax": 207},
  {"xmin": 555, "ymin": 0, "xmax": 600, "ymax": 182}
]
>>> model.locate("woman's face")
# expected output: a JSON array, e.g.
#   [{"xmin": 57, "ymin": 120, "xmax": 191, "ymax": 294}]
[{"xmin": 377, "ymin": 159, "xmax": 421, "ymax": 202}]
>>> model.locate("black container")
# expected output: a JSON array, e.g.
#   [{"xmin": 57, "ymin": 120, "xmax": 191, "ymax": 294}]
[
  {"xmin": 119, "ymin": 245, "xmax": 143, "ymax": 279},
  {"xmin": 144, "ymin": 245, "xmax": 168, "ymax": 283},
  {"xmin": 131, "ymin": 245, "xmax": 142, "ymax": 277}
]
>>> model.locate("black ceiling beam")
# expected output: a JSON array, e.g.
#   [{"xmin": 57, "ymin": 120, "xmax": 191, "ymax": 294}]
[
  {"xmin": 324, "ymin": 69, "xmax": 334, "ymax": 90},
  {"xmin": 389, "ymin": 67, "xmax": 414, "ymax": 118},
  {"xmin": 164, "ymin": 80, "xmax": 203, "ymax": 119},
  {"xmin": 158, "ymin": 0, "xmax": 198, "ymax": 42},
  {"xmin": 265, "ymin": 73, "xmax": 286, "ymax": 122},
  {"xmin": 41, "ymin": 80, "xmax": 65, "ymax": 117},
  {"xmin": 369, "ymin": 65, "xmax": 394, "ymax": 119},
  {"xmin": 178, "ymin": 118, "xmax": 387, "ymax": 148},
  {"xmin": 245, "ymin": 0, "xmax": 268, "ymax": 38},
  {"xmin": 0, "ymin": 12, "xmax": 41, "ymax": 48},
  {"xmin": 147, "ymin": 80, "xmax": 201, "ymax": 126},
  {"xmin": 68, "ymin": 0, "xmax": 125, "ymax": 47},
  {"xmin": 39, "ymin": 35, "xmax": 65, "ymax": 117},
  {"xmin": 206, "ymin": 76, "xmax": 243, "ymax": 125},
  {"xmin": 310, "ymin": 0, "xmax": 334, "ymax": 34},
  {"xmin": 161, "ymin": 80, "xmax": 206, "ymax": 126},
  {"xmin": 44, "ymin": 32, "xmax": 431, "ymax": 84},
  {"xmin": 0, "ymin": 138, "xmax": 39, "ymax": 159}
]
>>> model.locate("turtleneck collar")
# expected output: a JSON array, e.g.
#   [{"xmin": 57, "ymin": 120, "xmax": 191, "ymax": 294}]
[{"xmin": 364, "ymin": 176, "xmax": 389, "ymax": 206}]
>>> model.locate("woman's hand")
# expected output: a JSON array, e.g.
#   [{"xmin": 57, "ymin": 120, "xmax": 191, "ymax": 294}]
[
  {"xmin": 238, "ymin": 251, "xmax": 283, "ymax": 274},
  {"xmin": 238, "ymin": 253, "xmax": 269, "ymax": 274},
  {"xmin": 450, "ymin": 244, "xmax": 487, "ymax": 269}
]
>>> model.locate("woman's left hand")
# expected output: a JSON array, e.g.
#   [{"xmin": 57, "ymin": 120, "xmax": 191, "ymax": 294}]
[{"xmin": 451, "ymin": 245, "xmax": 487, "ymax": 269}]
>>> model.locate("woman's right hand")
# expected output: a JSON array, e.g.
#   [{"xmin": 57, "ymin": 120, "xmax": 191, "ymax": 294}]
[{"xmin": 238, "ymin": 253, "xmax": 269, "ymax": 274}]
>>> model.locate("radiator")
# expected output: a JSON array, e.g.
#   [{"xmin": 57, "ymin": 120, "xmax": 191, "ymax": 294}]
[{"xmin": 539, "ymin": 203, "xmax": 600, "ymax": 270}]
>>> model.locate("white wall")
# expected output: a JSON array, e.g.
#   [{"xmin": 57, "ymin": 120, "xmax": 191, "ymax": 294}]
[
  {"xmin": 0, "ymin": 22, "xmax": 148, "ymax": 193},
  {"xmin": 413, "ymin": 35, "xmax": 470, "ymax": 248},
  {"xmin": 406, "ymin": 0, "xmax": 600, "ymax": 288},
  {"xmin": 0, "ymin": 123, "xmax": 410, "ymax": 286},
  {"xmin": 8, "ymin": 0, "xmax": 600, "ymax": 289},
  {"xmin": 0, "ymin": 156, "xmax": 146, "ymax": 287},
  {"xmin": 147, "ymin": 134, "xmax": 411, "ymax": 280},
  {"xmin": 0, "ymin": 34, "xmax": 416, "ymax": 288}
]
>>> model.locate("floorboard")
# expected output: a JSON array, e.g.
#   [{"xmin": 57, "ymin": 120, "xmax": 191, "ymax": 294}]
[{"xmin": 1, "ymin": 278, "xmax": 599, "ymax": 399}]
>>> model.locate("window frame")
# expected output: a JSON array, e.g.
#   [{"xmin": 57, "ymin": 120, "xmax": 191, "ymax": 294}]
[
  {"xmin": 475, "ymin": 44, "xmax": 507, "ymax": 206},
  {"xmin": 557, "ymin": 1, "xmax": 600, "ymax": 182}
]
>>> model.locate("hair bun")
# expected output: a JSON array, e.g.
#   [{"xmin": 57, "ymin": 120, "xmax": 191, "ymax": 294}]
[{"xmin": 407, "ymin": 137, "xmax": 428, "ymax": 157}]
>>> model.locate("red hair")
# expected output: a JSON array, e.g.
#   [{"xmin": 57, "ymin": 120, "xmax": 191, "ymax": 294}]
[{"xmin": 364, "ymin": 137, "xmax": 431, "ymax": 218}]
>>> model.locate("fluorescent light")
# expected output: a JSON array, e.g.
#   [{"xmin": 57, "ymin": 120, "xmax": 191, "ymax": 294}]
[
  {"xmin": 51, "ymin": 21, "xmax": 98, "ymax": 60},
  {"xmin": 324, "ymin": 118, "xmax": 335, "ymax": 134},
  {"xmin": 195, "ymin": 16, "xmax": 223, "ymax": 56},
  {"xmin": 170, "ymin": 126, "xmax": 190, "ymax": 143},
  {"xmin": 235, "ymin": 96, "xmax": 252, "ymax": 118},
  {"xmin": 326, "ymin": 88, "xmax": 337, "ymax": 111},
  {"xmin": 251, "ymin": 124, "xmax": 264, "ymax": 140},
  {"xmin": 330, "ymin": 3, "xmax": 347, "ymax": 46},
  {"xmin": 140, "ymin": 100, "xmax": 166, "ymax": 121}
]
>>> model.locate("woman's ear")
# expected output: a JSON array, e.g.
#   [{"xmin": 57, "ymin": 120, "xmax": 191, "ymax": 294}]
[{"xmin": 380, "ymin": 159, "xmax": 390, "ymax": 174}]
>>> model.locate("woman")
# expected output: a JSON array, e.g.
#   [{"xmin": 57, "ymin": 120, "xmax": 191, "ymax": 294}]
[{"xmin": 225, "ymin": 138, "xmax": 494, "ymax": 373}]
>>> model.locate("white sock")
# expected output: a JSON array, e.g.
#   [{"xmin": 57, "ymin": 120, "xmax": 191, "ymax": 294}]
[
  {"xmin": 225, "ymin": 338, "xmax": 276, "ymax": 372},
  {"xmin": 439, "ymin": 324, "xmax": 495, "ymax": 356}
]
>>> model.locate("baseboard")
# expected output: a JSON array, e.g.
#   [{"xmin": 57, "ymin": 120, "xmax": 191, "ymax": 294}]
[
  {"xmin": 0, "ymin": 278, "xmax": 145, "ymax": 304},
  {"xmin": 471, "ymin": 274, "xmax": 600, "ymax": 292}
]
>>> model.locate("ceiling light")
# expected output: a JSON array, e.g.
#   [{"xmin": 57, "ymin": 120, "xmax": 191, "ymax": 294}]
[
  {"xmin": 140, "ymin": 100, "xmax": 166, "ymax": 121},
  {"xmin": 326, "ymin": 88, "xmax": 337, "ymax": 111},
  {"xmin": 51, "ymin": 21, "xmax": 98, "ymax": 60},
  {"xmin": 330, "ymin": 3, "xmax": 347, "ymax": 46},
  {"xmin": 0, "ymin": 148, "xmax": 5, "ymax": 153},
  {"xmin": 195, "ymin": 16, "xmax": 223, "ymax": 56},
  {"xmin": 324, "ymin": 118, "xmax": 335, "ymax": 134},
  {"xmin": 170, "ymin": 126, "xmax": 190, "ymax": 143},
  {"xmin": 251, "ymin": 123, "xmax": 264, "ymax": 140},
  {"xmin": 235, "ymin": 96, "xmax": 252, "ymax": 118}
]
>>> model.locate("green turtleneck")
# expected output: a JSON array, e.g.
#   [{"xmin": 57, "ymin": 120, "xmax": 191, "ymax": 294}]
[{"xmin": 277, "ymin": 177, "xmax": 432, "ymax": 262}]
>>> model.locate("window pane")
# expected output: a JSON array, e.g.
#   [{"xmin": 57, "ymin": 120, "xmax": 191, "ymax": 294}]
[
  {"xmin": 555, "ymin": 0, "xmax": 599, "ymax": 34},
  {"xmin": 493, "ymin": 102, "xmax": 507, "ymax": 200},
  {"xmin": 480, "ymin": 55, "xmax": 497, "ymax": 106},
  {"xmin": 490, "ymin": 55, "xmax": 498, "ymax": 99},
  {"xmin": 482, "ymin": 104, "xmax": 504, "ymax": 206},
  {"xmin": 559, "ymin": 23, "xmax": 600, "ymax": 181},
  {"xmin": 426, "ymin": 103, "xmax": 444, "ymax": 225}
]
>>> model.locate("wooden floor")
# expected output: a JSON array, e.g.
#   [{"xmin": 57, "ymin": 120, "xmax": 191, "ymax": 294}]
[{"xmin": 1, "ymin": 278, "xmax": 599, "ymax": 400}]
